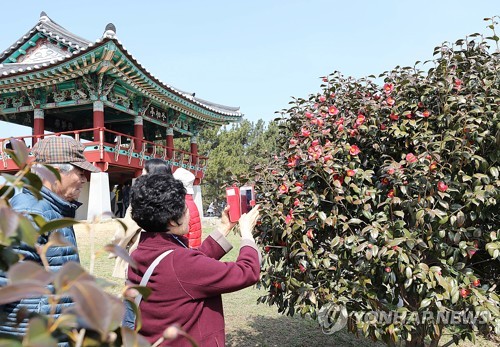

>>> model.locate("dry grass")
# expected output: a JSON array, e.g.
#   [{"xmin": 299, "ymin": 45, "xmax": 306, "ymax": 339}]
[{"xmin": 74, "ymin": 220, "xmax": 498, "ymax": 347}]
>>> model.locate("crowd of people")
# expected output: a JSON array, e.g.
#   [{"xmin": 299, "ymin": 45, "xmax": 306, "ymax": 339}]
[{"xmin": 0, "ymin": 136, "xmax": 261, "ymax": 346}]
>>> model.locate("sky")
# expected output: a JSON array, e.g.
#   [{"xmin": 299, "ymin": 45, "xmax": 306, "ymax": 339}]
[{"xmin": 0, "ymin": 0, "xmax": 498, "ymax": 139}]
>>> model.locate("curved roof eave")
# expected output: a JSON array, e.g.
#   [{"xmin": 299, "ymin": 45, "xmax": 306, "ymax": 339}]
[
  {"xmin": 110, "ymin": 38, "xmax": 241, "ymax": 117},
  {"xmin": 0, "ymin": 12, "xmax": 242, "ymax": 120},
  {"xmin": 0, "ymin": 12, "xmax": 91, "ymax": 62}
]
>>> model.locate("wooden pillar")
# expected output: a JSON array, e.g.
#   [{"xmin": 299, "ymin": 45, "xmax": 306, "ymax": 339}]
[
  {"xmin": 33, "ymin": 108, "xmax": 44, "ymax": 146},
  {"xmin": 190, "ymin": 134, "xmax": 198, "ymax": 167},
  {"xmin": 166, "ymin": 127, "xmax": 174, "ymax": 159},
  {"xmin": 93, "ymin": 100, "xmax": 104, "ymax": 142},
  {"xmin": 134, "ymin": 116, "xmax": 143, "ymax": 151}
]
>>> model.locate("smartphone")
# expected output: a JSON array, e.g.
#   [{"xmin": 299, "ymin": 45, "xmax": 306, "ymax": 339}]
[
  {"xmin": 240, "ymin": 185, "xmax": 256, "ymax": 214},
  {"xmin": 226, "ymin": 186, "xmax": 241, "ymax": 223}
]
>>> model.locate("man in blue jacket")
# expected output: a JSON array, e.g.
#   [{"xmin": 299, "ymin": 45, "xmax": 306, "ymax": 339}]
[{"xmin": 0, "ymin": 136, "xmax": 100, "ymax": 344}]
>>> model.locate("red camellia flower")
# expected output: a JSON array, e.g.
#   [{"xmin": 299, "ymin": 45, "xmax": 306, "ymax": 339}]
[
  {"xmin": 305, "ymin": 111, "xmax": 314, "ymax": 119},
  {"xmin": 356, "ymin": 114, "xmax": 366, "ymax": 126},
  {"xmin": 328, "ymin": 105, "xmax": 339, "ymax": 116},
  {"xmin": 285, "ymin": 212, "xmax": 293, "ymax": 225},
  {"xmin": 387, "ymin": 189, "xmax": 395, "ymax": 198},
  {"xmin": 380, "ymin": 123, "xmax": 387, "ymax": 130},
  {"xmin": 454, "ymin": 79, "xmax": 462, "ymax": 90},
  {"xmin": 473, "ymin": 279, "xmax": 480, "ymax": 287},
  {"xmin": 319, "ymin": 95, "xmax": 326, "ymax": 102},
  {"xmin": 383, "ymin": 83, "xmax": 394, "ymax": 94},
  {"xmin": 299, "ymin": 264, "xmax": 306, "ymax": 273},
  {"xmin": 387, "ymin": 97, "xmax": 395, "ymax": 106},
  {"xmin": 381, "ymin": 177, "xmax": 389, "ymax": 185},
  {"xmin": 387, "ymin": 168, "xmax": 395, "ymax": 175},
  {"xmin": 287, "ymin": 156, "xmax": 297, "ymax": 167},
  {"xmin": 306, "ymin": 229, "xmax": 314, "ymax": 239},
  {"xmin": 293, "ymin": 198, "xmax": 300, "ymax": 207},
  {"xmin": 271, "ymin": 170, "xmax": 278, "ymax": 175},
  {"xmin": 322, "ymin": 129, "xmax": 331, "ymax": 135},
  {"xmin": 316, "ymin": 118, "xmax": 324, "ymax": 127},
  {"xmin": 429, "ymin": 161, "xmax": 438, "ymax": 171},
  {"xmin": 294, "ymin": 182, "xmax": 304, "ymax": 193},
  {"xmin": 323, "ymin": 154, "xmax": 333, "ymax": 162},
  {"xmin": 279, "ymin": 184, "xmax": 289, "ymax": 194},
  {"xmin": 289, "ymin": 138, "xmax": 298, "ymax": 146},
  {"xmin": 346, "ymin": 169, "xmax": 356, "ymax": 177},
  {"xmin": 422, "ymin": 110, "xmax": 430, "ymax": 118},
  {"xmin": 308, "ymin": 144, "xmax": 323, "ymax": 161},
  {"xmin": 333, "ymin": 175, "xmax": 344, "ymax": 185},
  {"xmin": 311, "ymin": 139, "xmax": 319, "ymax": 146},
  {"xmin": 389, "ymin": 113, "xmax": 399, "ymax": 121},
  {"xmin": 337, "ymin": 124, "xmax": 344, "ymax": 132},
  {"xmin": 418, "ymin": 102, "xmax": 424, "ymax": 109},
  {"xmin": 406, "ymin": 153, "xmax": 418, "ymax": 163},
  {"xmin": 385, "ymin": 267, "xmax": 391, "ymax": 273},
  {"xmin": 301, "ymin": 128, "xmax": 311, "ymax": 137},
  {"xmin": 437, "ymin": 181, "xmax": 448, "ymax": 192},
  {"xmin": 264, "ymin": 246, "xmax": 271, "ymax": 253},
  {"xmin": 460, "ymin": 288, "xmax": 470, "ymax": 298},
  {"xmin": 349, "ymin": 145, "xmax": 361, "ymax": 156},
  {"xmin": 349, "ymin": 129, "xmax": 358, "ymax": 137}
]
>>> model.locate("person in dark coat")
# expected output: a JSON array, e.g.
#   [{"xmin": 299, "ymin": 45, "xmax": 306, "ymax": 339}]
[
  {"xmin": 0, "ymin": 136, "xmax": 100, "ymax": 345},
  {"xmin": 126, "ymin": 174, "xmax": 261, "ymax": 346}
]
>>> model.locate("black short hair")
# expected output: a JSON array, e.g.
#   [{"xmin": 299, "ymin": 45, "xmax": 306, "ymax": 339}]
[
  {"xmin": 144, "ymin": 158, "xmax": 172, "ymax": 176},
  {"xmin": 130, "ymin": 174, "xmax": 186, "ymax": 232}
]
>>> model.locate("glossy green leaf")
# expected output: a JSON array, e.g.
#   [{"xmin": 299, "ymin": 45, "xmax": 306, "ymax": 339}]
[
  {"xmin": 39, "ymin": 218, "xmax": 79, "ymax": 235},
  {"xmin": 0, "ymin": 282, "xmax": 50, "ymax": 305},
  {"xmin": 0, "ymin": 206, "xmax": 19, "ymax": 244},
  {"xmin": 7, "ymin": 261, "xmax": 54, "ymax": 285}
]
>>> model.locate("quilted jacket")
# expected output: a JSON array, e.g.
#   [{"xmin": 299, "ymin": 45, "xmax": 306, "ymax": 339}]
[
  {"xmin": 0, "ymin": 187, "xmax": 81, "ymax": 340},
  {"xmin": 186, "ymin": 194, "xmax": 202, "ymax": 248}
]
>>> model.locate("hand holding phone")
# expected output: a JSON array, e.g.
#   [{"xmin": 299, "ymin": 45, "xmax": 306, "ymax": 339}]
[{"xmin": 220, "ymin": 205, "xmax": 237, "ymax": 236}]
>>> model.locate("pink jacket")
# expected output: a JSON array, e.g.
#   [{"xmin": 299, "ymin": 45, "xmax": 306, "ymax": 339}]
[
  {"xmin": 186, "ymin": 195, "xmax": 202, "ymax": 248},
  {"xmin": 128, "ymin": 230, "xmax": 260, "ymax": 346}
]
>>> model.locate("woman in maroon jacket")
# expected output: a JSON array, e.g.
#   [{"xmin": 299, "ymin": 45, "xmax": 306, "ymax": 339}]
[{"xmin": 127, "ymin": 173, "xmax": 261, "ymax": 346}]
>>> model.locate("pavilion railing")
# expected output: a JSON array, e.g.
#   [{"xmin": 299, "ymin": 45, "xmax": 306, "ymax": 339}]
[{"xmin": 0, "ymin": 127, "xmax": 208, "ymax": 171}]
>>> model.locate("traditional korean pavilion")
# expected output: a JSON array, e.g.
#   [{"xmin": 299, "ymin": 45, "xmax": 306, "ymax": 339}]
[{"xmin": 0, "ymin": 12, "xmax": 242, "ymax": 219}]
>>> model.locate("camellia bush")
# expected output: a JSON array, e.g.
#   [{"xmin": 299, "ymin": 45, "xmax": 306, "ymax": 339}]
[{"xmin": 255, "ymin": 18, "xmax": 500, "ymax": 347}]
